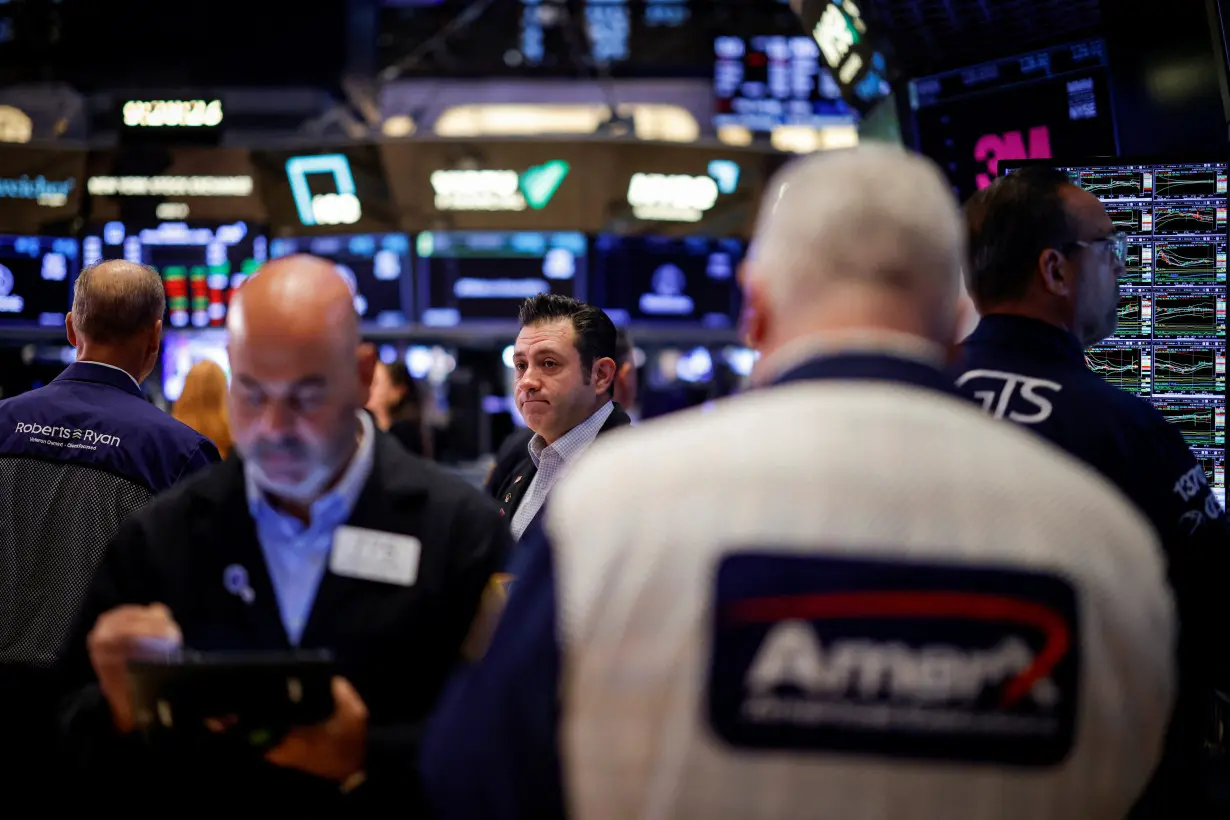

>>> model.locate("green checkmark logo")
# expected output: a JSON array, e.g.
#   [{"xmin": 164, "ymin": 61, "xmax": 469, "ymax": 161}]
[{"xmin": 519, "ymin": 160, "xmax": 570, "ymax": 210}]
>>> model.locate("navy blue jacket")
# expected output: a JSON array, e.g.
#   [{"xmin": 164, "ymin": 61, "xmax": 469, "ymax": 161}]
[
  {"xmin": 0, "ymin": 361, "xmax": 219, "ymax": 667},
  {"xmin": 0, "ymin": 361, "xmax": 219, "ymax": 796},
  {"xmin": 955, "ymin": 314, "xmax": 1229, "ymax": 815}
]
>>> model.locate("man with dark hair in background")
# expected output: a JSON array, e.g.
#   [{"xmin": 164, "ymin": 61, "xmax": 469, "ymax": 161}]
[
  {"xmin": 486, "ymin": 294, "xmax": 632, "ymax": 540},
  {"xmin": 487, "ymin": 325, "xmax": 636, "ymax": 496},
  {"xmin": 953, "ymin": 166, "xmax": 1230, "ymax": 818},
  {"xmin": 0, "ymin": 260, "xmax": 219, "ymax": 795}
]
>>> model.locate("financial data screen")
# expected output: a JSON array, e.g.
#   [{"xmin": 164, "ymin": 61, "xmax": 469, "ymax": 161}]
[
  {"xmin": 161, "ymin": 329, "xmax": 230, "ymax": 403},
  {"xmin": 82, "ymin": 221, "xmax": 265, "ymax": 329},
  {"xmin": 269, "ymin": 234, "xmax": 413, "ymax": 329},
  {"xmin": 415, "ymin": 231, "xmax": 586, "ymax": 327},
  {"xmin": 713, "ymin": 35, "xmax": 850, "ymax": 131},
  {"xmin": 0, "ymin": 235, "xmax": 79, "ymax": 329},
  {"xmin": 1043, "ymin": 160, "xmax": 1227, "ymax": 507},
  {"xmin": 590, "ymin": 235, "xmax": 743, "ymax": 328}
]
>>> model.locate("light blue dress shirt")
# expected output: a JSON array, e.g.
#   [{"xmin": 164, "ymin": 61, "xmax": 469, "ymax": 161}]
[{"xmin": 244, "ymin": 411, "xmax": 375, "ymax": 645}]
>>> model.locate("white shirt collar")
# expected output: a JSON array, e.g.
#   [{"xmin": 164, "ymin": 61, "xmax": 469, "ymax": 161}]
[{"xmin": 527, "ymin": 401, "xmax": 615, "ymax": 468}]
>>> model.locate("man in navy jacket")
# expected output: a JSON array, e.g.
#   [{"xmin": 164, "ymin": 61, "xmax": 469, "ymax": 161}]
[
  {"xmin": 953, "ymin": 167, "xmax": 1229, "ymax": 818},
  {"xmin": 0, "ymin": 260, "xmax": 218, "ymax": 793}
]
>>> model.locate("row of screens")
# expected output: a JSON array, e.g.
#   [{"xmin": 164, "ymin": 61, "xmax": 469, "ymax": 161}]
[{"xmin": 0, "ymin": 225, "xmax": 745, "ymax": 332}]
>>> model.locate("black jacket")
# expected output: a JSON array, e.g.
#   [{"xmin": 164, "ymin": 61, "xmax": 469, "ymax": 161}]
[
  {"xmin": 57, "ymin": 432, "xmax": 508, "ymax": 812},
  {"xmin": 487, "ymin": 404, "xmax": 632, "ymax": 531},
  {"xmin": 955, "ymin": 314, "xmax": 1230, "ymax": 818}
]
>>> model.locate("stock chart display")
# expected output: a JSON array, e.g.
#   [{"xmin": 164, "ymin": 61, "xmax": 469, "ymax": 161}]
[
  {"xmin": 713, "ymin": 35, "xmax": 850, "ymax": 131},
  {"xmin": 414, "ymin": 231, "xmax": 586, "ymax": 327},
  {"xmin": 269, "ymin": 234, "xmax": 413, "ymax": 329},
  {"xmin": 1064, "ymin": 160, "xmax": 1227, "ymax": 507},
  {"xmin": 82, "ymin": 221, "xmax": 266, "ymax": 329},
  {"xmin": 590, "ymin": 234, "xmax": 743, "ymax": 328},
  {"xmin": 0, "ymin": 235, "xmax": 80, "ymax": 329}
]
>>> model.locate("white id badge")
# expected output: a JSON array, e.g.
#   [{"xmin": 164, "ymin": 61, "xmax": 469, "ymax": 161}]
[{"xmin": 330, "ymin": 526, "xmax": 421, "ymax": 587}]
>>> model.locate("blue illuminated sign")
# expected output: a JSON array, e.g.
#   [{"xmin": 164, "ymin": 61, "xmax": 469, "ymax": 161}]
[{"xmin": 285, "ymin": 154, "xmax": 363, "ymax": 226}]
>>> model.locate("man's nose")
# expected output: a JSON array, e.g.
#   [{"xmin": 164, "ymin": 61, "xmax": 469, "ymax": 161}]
[
  {"xmin": 260, "ymin": 401, "xmax": 295, "ymax": 434},
  {"xmin": 519, "ymin": 370, "xmax": 543, "ymax": 391}
]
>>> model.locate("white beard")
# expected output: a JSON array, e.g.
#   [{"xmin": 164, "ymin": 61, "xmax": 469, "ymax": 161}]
[{"xmin": 246, "ymin": 457, "xmax": 337, "ymax": 505}]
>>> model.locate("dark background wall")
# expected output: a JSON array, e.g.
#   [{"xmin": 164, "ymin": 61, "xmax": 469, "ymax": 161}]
[{"xmin": 1100, "ymin": 0, "xmax": 1227, "ymax": 155}]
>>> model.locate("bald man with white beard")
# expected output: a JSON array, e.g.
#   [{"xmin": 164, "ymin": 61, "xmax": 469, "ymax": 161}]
[
  {"xmin": 58, "ymin": 255, "xmax": 508, "ymax": 812},
  {"xmin": 421, "ymin": 146, "xmax": 1177, "ymax": 820}
]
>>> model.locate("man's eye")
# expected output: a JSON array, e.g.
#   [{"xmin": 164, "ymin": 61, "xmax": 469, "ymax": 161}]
[
  {"xmin": 543, "ymin": 361, "xmax": 557, "ymax": 369},
  {"xmin": 514, "ymin": 362, "xmax": 527, "ymax": 372}
]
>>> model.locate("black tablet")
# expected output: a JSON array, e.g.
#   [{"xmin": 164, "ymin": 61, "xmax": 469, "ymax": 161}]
[{"xmin": 126, "ymin": 649, "xmax": 337, "ymax": 750}]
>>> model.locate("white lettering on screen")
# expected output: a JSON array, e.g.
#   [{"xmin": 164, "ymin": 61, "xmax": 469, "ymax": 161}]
[{"xmin": 453, "ymin": 278, "xmax": 550, "ymax": 299}]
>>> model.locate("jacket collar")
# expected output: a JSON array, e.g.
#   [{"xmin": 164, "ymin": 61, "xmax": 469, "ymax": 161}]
[
  {"xmin": 53, "ymin": 361, "xmax": 144, "ymax": 398},
  {"xmin": 771, "ymin": 352, "xmax": 963, "ymax": 398},
  {"xmin": 964, "ymin": 314, "xmax": 1086, "ymax": 365}
]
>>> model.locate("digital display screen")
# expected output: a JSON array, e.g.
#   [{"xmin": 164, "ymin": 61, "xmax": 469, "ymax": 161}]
[
  {"xmin": 714, "ymin": 35, "xmax": 850, "ymax": 131},
  {"xmin": 0, "ymin": 235, "xmax": 79, "ymax": 329},
  {"xmin": 0, "ymin": 147, "xmax": 86, "ymax": 235},
  {"xmin": 912, "ymin": 39, "xmax": 1117, "ymax": 201},
  {"xmin": 269, "ymin": 234, "xmax": 413, "ymax": 329},
  {"xmin": 415, "ymin": 231, "xmax": 586, "ymax": 327},
  {"xmin": 82, "ymin": 221, "xmax": 266, "ymax": 330},
  {"xmin": 160, "ymin": 329, "xmax": 230, "ymax": 403},
  {"xmin": 590, "ymin": 234, "xmax": 743, "ymax": 328},
  {"xmin": 1008, "ymin": 158, "xmax": 1227, "ymax": 505}
]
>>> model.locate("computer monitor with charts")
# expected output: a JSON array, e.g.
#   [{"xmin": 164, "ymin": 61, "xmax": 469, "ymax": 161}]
[{"xmin": 1002, "ymin": 158, "xmax": 1227, "ymax": 508}]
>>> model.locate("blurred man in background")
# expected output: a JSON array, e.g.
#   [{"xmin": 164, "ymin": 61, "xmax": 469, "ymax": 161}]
[
  {"xmin": 0, "ymin": 260, "xmax": 218, "ymax": 793},
  {"xmin": 954, "ymin": 166, "xmax": 1230, "ymax": 817},
  {"xmin": 486, "ymin": 295, "xmax": 631, "ymax": 540},
  {"xmin": 59, "ymin": 255, "xmax": 506, "ymax": 809},
  {"xmin": 421, "ymin": 145, "xmax": 1177, "ymax": 820}
]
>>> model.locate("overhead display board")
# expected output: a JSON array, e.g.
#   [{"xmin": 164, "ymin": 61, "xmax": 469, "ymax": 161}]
[
  {"xmin": 381, "ymin": 140, "xmax": 780, "ymax": 236},
  {"xmin": 252, "ymin": 145, "xmax": 399, "ymax": 236},
  {"xmin": 85, "ymin": 147, "xmax": 265, "ymax": 224},
  {"xmin": 381, "ymin": 141, "xmax": 608, "ymax": 232},
  {"xmin": 789, "ymin": 0, "xmax": 896, "ymax": 117},
  {"xmin": 911, "ymin": 39, "xmax": 1118, "ymax": 202},
  {"xmin": 0, "ymin": 146, "xmax": 86, "ymax": 235}
]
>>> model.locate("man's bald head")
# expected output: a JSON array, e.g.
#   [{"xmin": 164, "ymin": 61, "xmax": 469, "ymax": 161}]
[
  {"xmin": 226, "ymin": 254, "xmax": 375, "ymax": 507},
  {"xmin": 71, "ymin": 260, "xmax": 166, "ymax": 344},
  {"xmin": 228, "ymin": 254, "xmax": 359, "ymax": 349}
]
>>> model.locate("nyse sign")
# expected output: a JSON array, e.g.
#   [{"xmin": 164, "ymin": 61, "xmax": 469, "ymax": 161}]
[{"xmin": 123, "ymin": 99, "xmax": 223, "ymax": 128}]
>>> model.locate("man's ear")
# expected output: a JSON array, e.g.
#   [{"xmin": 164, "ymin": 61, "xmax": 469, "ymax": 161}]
[
  {"xmin": 149, "ymin": 319, "xmax": 163, "ymax": 357},
  {"xmin": 1038, "ymin": 248, "xmax": 1072, "ymax": 297},
  {"xmin": 592, "ymin": 356, "xmax": 617, "ymax": 396},
  {"xmin": 357, "ymin": 343, "xmax": 377, "ymax": 404},
  {"xmin": 65, "ymin": 313, "xmax": 78, "ymax": 349},
  {"xmin": 740, "ymin": 272, "xmax": 771, "ymax": 352}
]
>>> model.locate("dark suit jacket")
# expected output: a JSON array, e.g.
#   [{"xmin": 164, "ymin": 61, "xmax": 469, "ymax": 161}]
[
  {"xmin": 487, "ymin": 404, "xmax": 632, "ymax": 531},
  {"xmin": 57, "ymin": 432, "xmax": 508, "ymax": 811}
]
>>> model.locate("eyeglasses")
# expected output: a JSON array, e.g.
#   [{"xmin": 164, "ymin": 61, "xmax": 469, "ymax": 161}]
[{"xmin": 1064, "ymin": 232, "xmax": 1127, "ymax": 263}]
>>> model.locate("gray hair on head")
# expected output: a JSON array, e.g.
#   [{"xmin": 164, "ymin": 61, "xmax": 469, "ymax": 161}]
[
  {"xmin": 71, "ymin": 260, "xmax": 166, "ymax": 343},
  {"xmin": 750, "ymin": 144, "xmax": 966, "ymax": 313}
]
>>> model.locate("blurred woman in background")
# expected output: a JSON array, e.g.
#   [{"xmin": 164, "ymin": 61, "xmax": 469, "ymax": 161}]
[
  {"xmin": 171, "ymin": 360, "xmax": 233, "ymax": 459},
  {"xmin": 368, "ymin": 360, "xmax": 433, "ymax": 459}
]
